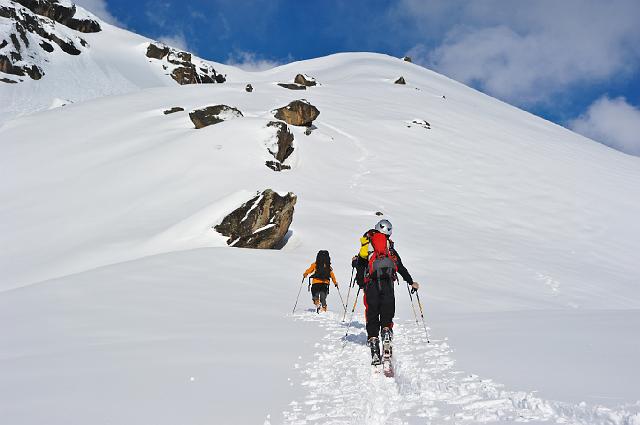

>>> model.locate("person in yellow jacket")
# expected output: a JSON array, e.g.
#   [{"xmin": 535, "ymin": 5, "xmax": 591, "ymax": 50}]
[{"xmin": 303, "ymin": 250, "xmax": 339, "ymax": 313}]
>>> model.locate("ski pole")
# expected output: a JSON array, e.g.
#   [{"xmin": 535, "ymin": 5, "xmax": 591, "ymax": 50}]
[
  {"xmin": 292, "ymin": 276, "xmax": 305, "ymax": 314},
  {"xmin": 342, "ymin": 286, "xmax": 361, "ymax": 346},
  {"xmin": 336, "ymin": 285, "xmax": 347, "ymax": 315},
  {"xmin": 342, "ymin": 267, "xmax": 355, "ymax": 322},
  {"xmin": 414, "ymin": 292, "xmax": 431, "ymax": 343},
  {"xmin": 406, "ymin": 284, "xmax": 420, "ymax": 328}
]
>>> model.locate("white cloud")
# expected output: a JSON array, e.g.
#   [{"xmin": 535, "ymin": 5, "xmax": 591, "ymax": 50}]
[
  {"xmin": 397, "ymin": 0, "xmax": 640, "ymax": 106},
  {"xmin": 158, "ymin": 33, "xmax": 189, "ymax": 51},
  {"xmin": 73, "ymin": 0, "xmax": 122, "ymax": 27},
  {"xmin": 225, "ymin": 51, "xmax": 284, "ymax": 72},
  {"xmin": 569, "ymin": 96, "xmax": 640, "ymax": 156}
]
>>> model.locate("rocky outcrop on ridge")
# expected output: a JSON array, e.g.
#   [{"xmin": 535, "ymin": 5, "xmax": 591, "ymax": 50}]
[
  {"xmin": 214, "ymin": 189, "xmax": 296, "ymax": 249},
  {"xmin": 145, "ymin": 42, "xmax": 226, "ymax": 85},
  {"xmin": 189, "ymin": 105, "xmax": 243, "ymax": 129},
  {"xmin": 0, "ymin": 0, "xmax": 97, "ymax": 83},
  {"xmin": 264, "ymin": 121, "xmax": 294, "ymax": 171},
  {"xmin": 274, "ymin": 100, "xmax": 320, "ymax": 127}
]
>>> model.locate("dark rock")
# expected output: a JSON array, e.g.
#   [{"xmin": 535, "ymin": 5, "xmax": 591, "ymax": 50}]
[
  {"xmin": 0, "ymin": 77, "xmax": 18, "ymax": 83},
  {"xmin": 0, "ymin": 40, "xmax": 7, "ymax": 49},
  {"xmin": 265, "ymin": 161, "xmax": 291, "ymax": 171},
  {"xmin": 189, "ymin": 105, "xmax": 243, "ymax": 129},
  {"xmin": 10, "ymin": 33, "xmax": 20, "ymax": 50},
  {"xmin": 266, "ymin": 121, "xmax": 294, "ymax": 167},
  {"xmin": 167, "ymin": 51, "xmax": 191, "ymax": 65},
  {"xmin": 39, "ymin": 40, "xmax": 53, "ymax": 52},
  {"xmin": 245, "ymin": 83, "xmax": 253, "ymax": 92},
  {"xmin": 278, "ymin": 82, "xmax": 306, "ymax": 90},
  {"xmin": 146, "ymin": 43, "xmax": 224, "ymax": 85},
  {"xmin": 394, "ymin": 76, "xmax": 406, "ymax": 85},
  {"xmin": 274, "ymin": 100, "xmax": 320, "ymax": 127},
  {"xmin": 375, "ymin": 211, "xmax": 384, "ymax": 216},
  {"xmin": 402, "ymin": 56, "xmax": 412, "ymax": 62},
  {"xmin": 294, "ymin": 73, "xmax": 316, "ymax": 86},
  {"xmin": 0, "ymin": 54, "xmax": 43, "ymax": 79},
  {"xmin": 171, "ymin": 65, "xmax": 198, "ymax": 85},
  {"xmin": 25, "ymin": 64, "xmax": 43, "ymax": 79},
  {"xmin": 214, "ymin": 189, "xmax": 297, "ymax": 249},
  {"xmin": 163, "ymin": 107, "xmax": 184, "ymax": 115},
  {"xmin": 146, "ymin": 43, "xmax": 169, "ymax": 60},
  {"xmin": 13, "ymin": 0, "xmax": 101, "ymax": 33}
]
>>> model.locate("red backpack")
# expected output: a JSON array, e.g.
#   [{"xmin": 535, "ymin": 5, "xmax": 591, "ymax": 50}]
[{"xmin": 367, "ymin": 232, "xmax": 397, "ymax": 285}]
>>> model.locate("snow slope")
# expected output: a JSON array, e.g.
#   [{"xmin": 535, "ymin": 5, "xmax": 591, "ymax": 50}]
[
  {"xmin": 2, "ymin": 49, "xmax": 640, "ymax": 424},
  {"xmin": 0, "ymin": 0, "xmax": 239, "ymax": 123}
]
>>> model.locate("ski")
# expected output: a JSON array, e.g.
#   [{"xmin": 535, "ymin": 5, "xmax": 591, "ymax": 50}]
[{"xmin": 382, "ymin": 357, "xmax": 394, "ymax": 377}]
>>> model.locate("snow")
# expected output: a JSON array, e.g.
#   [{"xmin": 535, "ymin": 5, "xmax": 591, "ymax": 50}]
[{"xmin": 1, "ymin": 8, "xmax": 640, "ymax": 424}]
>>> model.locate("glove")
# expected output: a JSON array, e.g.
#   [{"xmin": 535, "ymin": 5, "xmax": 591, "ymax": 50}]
[
  {"xmin": 303, "ymin": 273, "xmax": 307, "ymax": 279},
  {"xmin": 351, "ymin": 256, "xmax": 358, "ymax": 268},
  {"xmin": 410, "ymin": 281, "xmax": 419, "ymax": 293},
  {"xmin": 334, "ymin": 282, "xmax": 339, "ymax": 288}
]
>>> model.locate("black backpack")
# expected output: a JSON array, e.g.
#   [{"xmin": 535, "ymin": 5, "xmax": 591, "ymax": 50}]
[{"xmin": 313, "ymin": 250, "xmax": 331, "ymax": 281}]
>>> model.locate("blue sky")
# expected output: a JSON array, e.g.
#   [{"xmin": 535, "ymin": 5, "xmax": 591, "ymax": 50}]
[{"xmin": 78, "ymin": 0, "xmax": 640, "ymax": 156}]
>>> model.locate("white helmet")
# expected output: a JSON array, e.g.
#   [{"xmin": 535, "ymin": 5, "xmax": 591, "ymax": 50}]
[{"xmin": 375, "ymin": 219, "xmax": 392, "ymax": 236}]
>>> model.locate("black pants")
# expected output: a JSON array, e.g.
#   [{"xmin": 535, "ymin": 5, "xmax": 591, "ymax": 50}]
[
  {"xmin": 311, "ymin": 284, "xmax": 329, "ymax": 307},
  {"xmin": 364, "ymin": 279, "xmax": 395, "ymax": 338}
]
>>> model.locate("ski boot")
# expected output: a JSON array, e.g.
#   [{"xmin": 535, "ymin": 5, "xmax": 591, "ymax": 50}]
[
  {"xmin": 314, "ymin": 299, "xmax": 321, "ymax": 314},
  {"xmin": 381, "ymin": 327, "xmax": 393, "ymax": 359},
  {"xmin": 368, "ymin": 337, "xmax": 381, "ymax": 365},
  {"xmin": 321, "ymin": 305, "xmax": 327, "ymax": 313}
]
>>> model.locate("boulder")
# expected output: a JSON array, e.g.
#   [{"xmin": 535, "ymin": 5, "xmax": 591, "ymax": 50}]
[
  {"xmin": 277, "ymin": 83, "xmax": 306, "ymax": 90},
  {"xmin": 274, "ymin": 100, "xmax": 320, "ymax": 127},
  {"xmin": 265, "ymin": 121, "xmax": 294, "ymax": 170},
  {"xmin": 245, "ymin": 83, "xmax": 253, "ymax": 92},
  {"xmin": 146, "ymin": 43, "xmax": 169, "ymax": 60},
  {"xmin": 394, "ymin": 76, "xmax": 406, "ymax": 85},
  {"xmin": 214, "ymin": 189, "xmax": 297, "ymax": 249},
  {"xmin": 189, "ymin": 105, "xmax": 243, "ymax": 129},
  {"xmin": 294, "ymin": 73, "xmax": 317, "ymax": 86},
  {"xmin": 163, "ymin": 107, "xmax": 184, "ymax": 115}
]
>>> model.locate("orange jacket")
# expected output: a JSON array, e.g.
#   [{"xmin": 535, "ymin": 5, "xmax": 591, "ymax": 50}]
[{"xmin": 304, "ymin": 262, "xmax": 338, "ymax": 285}]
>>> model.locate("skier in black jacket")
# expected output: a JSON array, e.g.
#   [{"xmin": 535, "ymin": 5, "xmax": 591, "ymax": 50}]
[{"xmin": 352, "ymin": 219, "xmax": 419, "ymax": 364}]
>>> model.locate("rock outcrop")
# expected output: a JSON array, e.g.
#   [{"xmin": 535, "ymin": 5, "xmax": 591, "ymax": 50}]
[
  {"xmin": 214, "ymin": 189, "xmax": 296, "ymax": 249},
  {"xmin": 294, "ymin": 73, "xmax": 317, "ymax": 86},
  {"xmin": 406, "ymin": 119, "xmax": 431, "ymax": 130},
  {"xmin": 163, "ymin": 106, "xmax": 184, "ymax": 115},
  {"xmin": 0, "ymin": 1, "xmax": 95, "ymax": 82},
  {"xmin": 394, "ymin": 76, "xmax": 406, "ymax": 85},
  {"xmin": 402, "ymin": 56, "xmax": 412, "ymax": 62},
  {"xmin": 13, "ymin": 0, "xmax": 101, "ymax": 33},
  {"xmin": 189, "ymin": 105, "xmax": 243, "ymax": 129},
  {"xmin": 277, "ymin": 82, "xmax": 306, "ymax": 90},
  {"xmin": 265, "ymin": 121, "xmax": 294, "ymax": 171},
  {"xmin": 245, "ymin": 83, "xmax": 253, "ymax": 92},
  {"xmin": 274, "ymin": 100, "xmax": 320, "ymax": 127},
  {"xmin": 145, "ymin": 42, "xmax": 226, "ymax": 85}
]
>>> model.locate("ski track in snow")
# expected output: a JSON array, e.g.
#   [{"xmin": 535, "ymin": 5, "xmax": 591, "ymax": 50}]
[{"xmin": 283, "ymin": 311, "xmax": 640, "ymax": 425}]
